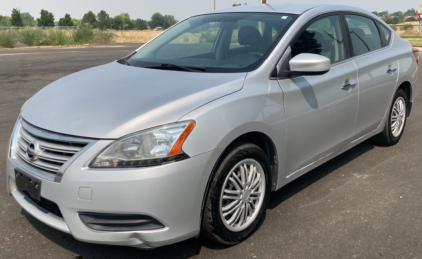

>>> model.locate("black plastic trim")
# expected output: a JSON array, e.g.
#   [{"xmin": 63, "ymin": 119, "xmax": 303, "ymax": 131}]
[
  {"xmin": 21, "ymin": 190, "xmax": 63, "ymax": 218},
  {"xmin": 408, "ymin": 102, "xmax": 413, "ymax": 116},
  {"xmin": 271, "ymin": 12, "xmax": 348, "ymax": 80},
  {"xmin": 89, "ymin": 153, "xmax": 189, "ymax": 168},
  {"xmin": 79, "ymin": 213, "xmax": 165, "ymax": 232}
]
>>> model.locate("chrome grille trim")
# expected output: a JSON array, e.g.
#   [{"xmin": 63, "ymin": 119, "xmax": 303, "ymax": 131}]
[
  {"xmin": 10, "ymin": 118, "xmax": 98, "ymax": 183},
  {"xmin": 20, "ymin": 129, "xmax": 80, "ymax": 154}
]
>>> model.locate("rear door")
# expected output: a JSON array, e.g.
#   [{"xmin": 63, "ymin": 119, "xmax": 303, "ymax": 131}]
[
  {"xmin": 344, "ymin": 14, "xmax": 399, "ymax": 136},
  {"xmin": 276, "ymin": 14, "xmax": 359, "ymax": 176}
]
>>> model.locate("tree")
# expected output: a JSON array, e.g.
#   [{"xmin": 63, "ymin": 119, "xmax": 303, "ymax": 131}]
[
  {"xmin": 11, "ymin": 8, "xmax": 23, "ymax": 26},
  {"xmin": 110, "ymin": 13, "xmax": 132, "ymax": 30},
  {"xmin": 135, "ymin": 19, "xmax": 148, "ymax": 30},
  {"xmin": 405, "ymin": 8, "xmax": 417, "ymax": 16},
  {"xmin": 21, "ymin": 13, "xmax": 34, "ymax": 27},
  {"xmin": 405, "ymin": 17, "xmax": 417, "ymax": 22},
  {"xmin": 149, "ymin": 13, "xmax": 177, "ymax": 29},
  {"xmin": 162, "ymin": 15, "xmax": 177, "ymax": 29},
  {"xmin": 149, "ymin": 12, "xmax": 164, "ymax": 29},
  {"xmin": 233, "ymin": 3, "xmax": 247, "ymax": 7},
  {"xmin": 37, "ymin": 9, "xmax": 54, "ymax": 27},
  {"xmin": 375, "ymin": 11, "xmax": 389, "ymax": 19},
  {"xmin": 385, "ymin": 18, "xmax": 395, "ymax": 24},
  {"xmin": 58, "ymin": 13, "xmax": 74, "ymax": 26},
  {"xmin": 72, "ymin": 18, "xmax": 82, "ymax": 26},
  {"xmin": 82, "ymin": 11, "xmax": 97, "ymax": 27},
  {"xmin": 0, "ymin": 16, "xmax": 11, "ymax": 26},
  {"xmin": 97, "ymin": 10, "xmax": 110, "ymax": 30}
]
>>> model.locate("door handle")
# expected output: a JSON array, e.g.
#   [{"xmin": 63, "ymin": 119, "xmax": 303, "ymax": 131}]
[
  {"xmin": 341, "ymin": 80, "xmax": 357, "ymax": 91},
  {"xmin": 387, "ymin": 66, "xmax": 397, "ymax": 74}
]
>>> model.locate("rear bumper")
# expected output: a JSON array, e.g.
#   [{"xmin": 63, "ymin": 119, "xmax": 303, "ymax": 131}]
[{"xmin": 6, "ymin": 140, "xmax": 222, "ymax": 248}]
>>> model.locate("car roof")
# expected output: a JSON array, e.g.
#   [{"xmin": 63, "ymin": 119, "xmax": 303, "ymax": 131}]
[
  {"xmin": 205, "ymin": 3, "xmax": 321, "ymax": 15},
  {"xmin": 202, "ymin": 3, "xmax": 367, "ymax": 15}
]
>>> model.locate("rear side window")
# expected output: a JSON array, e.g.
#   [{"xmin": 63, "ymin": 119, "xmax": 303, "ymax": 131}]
[
  {"xmin": 345, "ymin": 15, "xmax": 382, "ymax": 56},
  {"xmin": 291, "ymin": 15, "xmax": 346, "ymax": 64},
  {"xmin": 378, "ymin": 23, "xmax": 392, "ymax": 46}
]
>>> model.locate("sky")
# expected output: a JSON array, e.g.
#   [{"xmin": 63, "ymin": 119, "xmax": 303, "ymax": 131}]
[{"xmin": 1, "ymin": 0, "xmax": 420, "ymax": 21}]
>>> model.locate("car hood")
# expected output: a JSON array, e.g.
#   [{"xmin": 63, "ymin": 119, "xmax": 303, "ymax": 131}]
[{"xmin": 21, "ymin": 62, "xmax": 246, "ymax": 139}]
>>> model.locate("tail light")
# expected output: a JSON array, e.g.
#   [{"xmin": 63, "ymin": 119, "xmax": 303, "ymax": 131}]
[{"xmin": 412, "ymin": 48, "xmax": 419, "ymax": 65}]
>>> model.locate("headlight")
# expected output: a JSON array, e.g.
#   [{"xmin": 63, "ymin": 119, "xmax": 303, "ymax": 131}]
[{"xmin": 89, "ymin": 121, "xmax": 195, "ymax": 168}]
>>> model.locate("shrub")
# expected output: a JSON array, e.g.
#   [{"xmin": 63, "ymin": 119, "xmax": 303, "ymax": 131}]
[
  {"xmin": 390, "ymin": 25, "xmax": 397, "ymax": 31},
  {"xmin": 49, "ymin": 29, "xmax": 70, "ymax": 45},
  {"xmin": 0, "ymin": 31, "xmax": 15, "ymax": 48},
  {"xmin": 73, "ymin": 26, "xmax": 94, "ymax": 44},
  {"xmin": 19, "ymin": 29, "xmax": 46, "ymax": 46},
  {"xmin": 405, "ymin": 17, "xmax": 417, "ymax": 22},
  {"xmin": 1, "ymin": 27, "xmax": 115, "ymax": 48},
  {"xmin": 402, "ymin": 23, "xmax": 414, "ymax": 31},
  {"xmin": 93, "ymin": 29, "xmax": 113, "ymax": 44}
]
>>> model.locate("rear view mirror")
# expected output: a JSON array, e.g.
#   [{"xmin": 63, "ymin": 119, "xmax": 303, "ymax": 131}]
[{"xmin": 289, "ymin": 54, "xmax": 331, "ymax": 76}]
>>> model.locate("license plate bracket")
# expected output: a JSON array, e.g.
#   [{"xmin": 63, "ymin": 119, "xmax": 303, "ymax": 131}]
[{"xmin": 15, "ymin": 169, "xmax": 42, "ymax": 201}]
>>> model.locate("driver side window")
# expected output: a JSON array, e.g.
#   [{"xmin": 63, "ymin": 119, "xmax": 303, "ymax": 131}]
[{"xmin": 291, "ymin": 15, "xmax": 346, "ymax": 64}]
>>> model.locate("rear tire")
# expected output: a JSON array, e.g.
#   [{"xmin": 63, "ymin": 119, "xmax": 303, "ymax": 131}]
[
  {"xmin": 201, "ymin": 143, "xmax": 271, "ymax": 245},
  {"xmin": 375, "ymin": 89, "xmax": 408, "ymax": 146}
]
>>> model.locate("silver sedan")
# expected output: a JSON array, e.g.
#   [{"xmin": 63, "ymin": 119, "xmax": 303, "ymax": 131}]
[{"xmin": 6, "ymin": 4, "xmax": 419, "ymax": 248}]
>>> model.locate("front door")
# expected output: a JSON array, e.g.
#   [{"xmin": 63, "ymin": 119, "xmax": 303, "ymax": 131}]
[{"xmin": 277, "ymin": 14, "xmax": 359, "ymax": 177}]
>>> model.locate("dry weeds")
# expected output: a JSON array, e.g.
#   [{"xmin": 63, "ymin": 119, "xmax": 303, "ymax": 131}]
[{"xmin": 111, "ymin": 30, "xmax": 163, "ymax": 43}]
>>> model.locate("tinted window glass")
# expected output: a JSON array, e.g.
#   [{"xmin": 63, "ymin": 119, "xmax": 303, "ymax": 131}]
[
  {"xmin": 345, "ymin": 15, "xmax": 382, "ymax": 56},
  {"xmin": 128, "ymin": 13, "xmax": 296, "ymax": 73},
  {"xmin": 292, "ymin": 15, "xmax": 346, "ymax": 64},
  {"xmin": 378, "ymin": 23, "xmax": 391, "ymax": 46}
]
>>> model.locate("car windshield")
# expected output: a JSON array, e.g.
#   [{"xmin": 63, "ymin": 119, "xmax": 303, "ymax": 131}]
[{"xmin": 126, "ymin": 13, "xmax": 297, "ymax": 73}]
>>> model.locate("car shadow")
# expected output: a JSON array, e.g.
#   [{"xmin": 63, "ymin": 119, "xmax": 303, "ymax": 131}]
[{"xmin": 22, "ymin": 139, "xmax": 379, "ymax": 258}]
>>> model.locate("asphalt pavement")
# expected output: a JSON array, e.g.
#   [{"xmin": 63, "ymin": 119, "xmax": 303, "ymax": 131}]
[{"xmin": 0, "ymin": 44, "xmax": 422, "ymax": 259}]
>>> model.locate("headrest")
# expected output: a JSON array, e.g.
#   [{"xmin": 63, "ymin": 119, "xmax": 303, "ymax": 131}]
[
  {"xmin": 238, "ymin": 26, "xmax": 262, "ymax": 46},
  {"xmin": 350, "ymin": 28, "xmax": 366, "ymax": 38}
]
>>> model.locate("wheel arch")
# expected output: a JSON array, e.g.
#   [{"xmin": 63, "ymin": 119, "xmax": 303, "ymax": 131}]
[
  {"xmin": 199, "ymin": 130, "xmax": 280, "ymax": 234},
  {"xmin": 397, "ymin": 81, "xmax": 412, "ymax": 115}
]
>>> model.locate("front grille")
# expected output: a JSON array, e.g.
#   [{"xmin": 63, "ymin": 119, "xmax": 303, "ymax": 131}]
[
  {"xmin": 14, "ymin": 119, "xmax": 94, "ymax": 180},
  {"xmin": 23, "ymin": 191, "xmax": 63, "ymax": 218}
]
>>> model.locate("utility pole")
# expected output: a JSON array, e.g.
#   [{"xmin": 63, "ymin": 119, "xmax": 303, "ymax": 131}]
[{"xmin": 214, "ymin": 0, "xmax": 216, "ymax": 10}]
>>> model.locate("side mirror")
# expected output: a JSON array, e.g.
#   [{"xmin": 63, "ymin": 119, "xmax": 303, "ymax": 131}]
[{"xmin": 289, "ymin": 53, "xmax": 331, "ymax": 76}]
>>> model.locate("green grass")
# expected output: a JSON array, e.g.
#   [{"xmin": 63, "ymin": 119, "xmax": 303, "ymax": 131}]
[{"xmin": 0, "ymin": 27, "xmax": 114, "ymax": 48}]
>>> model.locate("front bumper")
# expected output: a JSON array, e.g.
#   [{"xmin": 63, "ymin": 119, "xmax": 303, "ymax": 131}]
[{"xmin": 6, "ymin": 138, "xmax": 221, "ymax": 248}]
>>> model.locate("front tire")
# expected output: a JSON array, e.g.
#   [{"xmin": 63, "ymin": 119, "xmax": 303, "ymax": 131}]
[
  {"xmin": 375, "ymin": 89, "xmax": 408, "ymax": 146},
  {"xmin": 201, "ymin": 143, "xmax": 271, "ymax": 245}
]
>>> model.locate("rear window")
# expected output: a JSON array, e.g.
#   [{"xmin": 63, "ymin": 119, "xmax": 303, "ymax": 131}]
[
  {"xmin": 378, "ymin": 22, "xmax": 392, "ymax": 46},
  {"xmin": 345, "ymin": 15, "xmax": 382, "ymax": 56}
]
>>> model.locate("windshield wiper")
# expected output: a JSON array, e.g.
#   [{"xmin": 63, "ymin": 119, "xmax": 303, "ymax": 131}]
[{"xmin": 144, "ymin": 63, "xmax": 206, "ymax": 72}]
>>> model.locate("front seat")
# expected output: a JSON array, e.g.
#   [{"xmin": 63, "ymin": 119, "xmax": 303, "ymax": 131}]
[{"xmin": 238, "ymin": 26, "xmax": 262, "ymax": 50}]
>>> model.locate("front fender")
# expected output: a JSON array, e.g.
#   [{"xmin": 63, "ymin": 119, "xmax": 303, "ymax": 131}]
[{"xmin": 180, "ymin": 77, "xmax": 288, "ymax": 188}]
